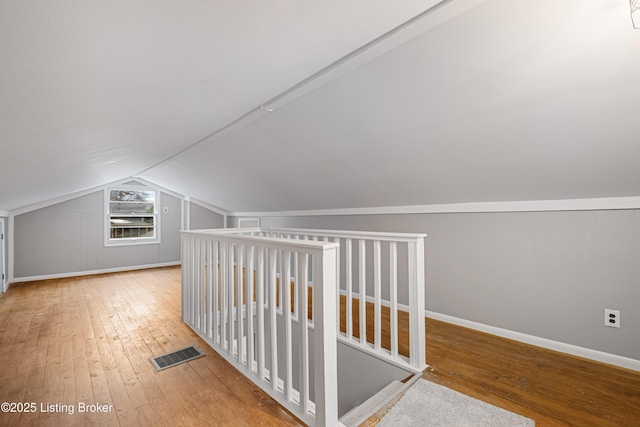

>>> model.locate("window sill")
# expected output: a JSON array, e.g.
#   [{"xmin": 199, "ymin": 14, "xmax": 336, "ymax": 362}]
[{"xmin": 104, "ymin": 239, "xmax": 161, "ymax": 248}]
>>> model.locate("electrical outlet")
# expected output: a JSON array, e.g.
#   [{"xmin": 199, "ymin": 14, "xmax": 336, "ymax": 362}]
[{"xmin": 604, "ymin": 309, "xmax": 620, "ymax": 328}]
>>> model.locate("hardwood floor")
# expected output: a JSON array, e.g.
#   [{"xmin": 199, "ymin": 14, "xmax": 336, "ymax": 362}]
[
  {"xmin": 1, "ymin": 267, "xmax": 639, "ymax": 426},
  {"xmin": 349, "ymin": 301, "xmax": 640, "ymax": 427},
  {"xmin": 421, "ymin": 319, "xmax": 640, "ymax": 427},
  {"xmin": 0, "ymin": 267, "xmax": 301, "ymax": 427}
]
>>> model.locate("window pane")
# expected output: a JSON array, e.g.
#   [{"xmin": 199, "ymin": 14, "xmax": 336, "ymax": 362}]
[
  {"xmin": 110, "ymin": 216, "xmax": 155, "ymax": 239},
  {"xmin": 110, "ymin": 227, "xmax": 155, "ymax": 239},
  {"xmin": 110, "ymin": 216, "xmax": 154, "ymax": 227},
  {"xmin": 109, "ymin": 202, "xmax": 155, "ymax": 214},
  {"xmin": 106, "ymin": 188, "xmax": 158, "ymax": 243},
  {"xmin": 109, "ymin": 190, "xmax": 155, "ymax": 203}
]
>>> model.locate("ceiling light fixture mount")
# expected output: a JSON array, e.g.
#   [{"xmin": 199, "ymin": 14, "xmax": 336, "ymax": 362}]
[{"xmin": 631, "ymin": 0, "xmax": 640, "ymax": 29}]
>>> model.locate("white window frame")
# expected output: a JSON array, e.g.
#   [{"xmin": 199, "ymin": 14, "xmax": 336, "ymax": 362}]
[
  {"xmin": 104, "ymin": 188, "xmax": 161, "ymax": 247},
  {"xmin": 238, "ymin": 217, "xmax": 260, "ymax": 228}
]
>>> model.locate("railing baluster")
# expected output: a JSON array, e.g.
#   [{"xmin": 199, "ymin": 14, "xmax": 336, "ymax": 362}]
[
  {"xmin": 195, "ymin": 237, "xmax": 201, "ymax": 329},
  {"xmin": 202, "ymin": 239, "xmax": 207, "ymax": 334},
  {"xmin": 228, "ymin": 243, "xmax": 235, "ymax": 357},
  {"xmin": 277, "ymin": 249, "xmax": 283, "ymax": 310},
  {"xmin": 220, "ymin": 240, "xmax": 228, "ymax": 350},
  {"xmin": 293, "ymin": 250, "xmax": 299, "ymax": 319},
  {"xmin": 359, "ymin": 239, "xmax": 366, "ymax": 345},
  {"xmin": 247, "ymin": 244, "xmax": 254, "ymax": 371},
  {"xmin": 389, "ymin": 241, "xmax": 398, "ymax": 357},
  {"xmin": 237, "ymin": 244, "xmax": 245, "ymax": 364},
  {"xmin": 373, "ymin": 240, "xmax": 382, "ymax": 351},
  {"xmin": 298, "ymin": 252, "xmax": 310, "ymax": 415},
  {"xmin": 206, "ymin": 239, "xmax": 212, "ymax": 339},
  {"xmin": 212, "ymin": 240, "xmax": 219, "ymax": 345},
  {"xmin": 199, "ymin": 238, "xmax": 205, "ymax": 333},
  {"xmin": 181, "ymin": 235, "xmax": 187, "ymax": 323},
  {"xmin": 269, "ymin": 248, "xmax": 278, "ymax": 390},
  {"xmin": 334, "ymin": 237, "xmax": 340, "ymax": 333},
  {"xmin": 345, "ymin": 238, "xmax": 353, "ymax": 339},
  {"xmin": 257, "ymin": 246, "xmax": 266, "ymax": 380},
  {"xmin": 182, "ymin": 236, "xmax": 192, "ymax": 324},
  {"xmin": 190, "ymin": 235, "xmax": 196, "ymax": 326},
  {"xmin": 191, "ymin": 236, "xmax": 196, "ymax": 327},
  {"xmin": 282, "ymin": 250, "xmax": 293, "ymax": 401}
]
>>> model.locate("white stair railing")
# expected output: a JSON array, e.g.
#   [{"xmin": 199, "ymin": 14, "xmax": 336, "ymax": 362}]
[
  {"xmin": 260, "ymin": 228, "xmax": 427, "ymax": 372},
  {"xmin": 182, "ymin": 229, "xmax": 340, "ymax": 426}
]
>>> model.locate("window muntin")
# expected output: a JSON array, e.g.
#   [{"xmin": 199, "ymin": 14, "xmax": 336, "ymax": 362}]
[{"xmin": 106, "ymin": 189, "xmax": 158, "ymax": 243}]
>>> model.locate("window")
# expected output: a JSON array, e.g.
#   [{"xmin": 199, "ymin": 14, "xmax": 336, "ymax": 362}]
[{"xmin": 106, "ymin": 189, "xmax": 159, "ymax": 245}]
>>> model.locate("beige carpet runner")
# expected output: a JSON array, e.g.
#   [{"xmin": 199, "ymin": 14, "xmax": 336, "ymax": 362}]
[{"xmin": 378, "ymin": 379, "xmax": 535, "ymax": 426}]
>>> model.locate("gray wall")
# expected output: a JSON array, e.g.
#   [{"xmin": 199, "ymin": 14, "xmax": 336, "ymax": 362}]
[
  {"xmin": 189, "ymin": 202, "xmax": 225, "ymax": 230},
  {"xmin": 232, "ymin": 210, "xmax": 640, "ymax": 361},
  {"xmin": 14, "ymin": 190, "xmax": 182, "ymax": 278}
]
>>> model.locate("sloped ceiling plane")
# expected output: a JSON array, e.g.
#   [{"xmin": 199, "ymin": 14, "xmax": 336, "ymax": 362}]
[{"xmin": 1, "ymin": 0, "xmax": 639, "ymax": 213}]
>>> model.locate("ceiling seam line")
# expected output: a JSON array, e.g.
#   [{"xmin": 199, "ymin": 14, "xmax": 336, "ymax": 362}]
[{"xmin": 135, "ymin": 0, "xmax": 454, "ymax": 177}]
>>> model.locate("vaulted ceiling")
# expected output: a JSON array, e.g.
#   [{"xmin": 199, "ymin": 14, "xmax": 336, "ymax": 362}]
[{"xmin": 2, "ymin": 0, "xmax": 639, "ymax": 213}]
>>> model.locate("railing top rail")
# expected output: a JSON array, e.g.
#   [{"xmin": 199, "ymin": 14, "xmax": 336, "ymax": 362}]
[
  {"xmin": 263, "ymin": 227, "xmax": 427, "ymax": 242},
  {"xmin": 181, "ymin": 227, "xmax": 261, "ymax": 235},
  {"xmin": 181, "ymin": 230, "xmax": 339, "ymax": 254}
]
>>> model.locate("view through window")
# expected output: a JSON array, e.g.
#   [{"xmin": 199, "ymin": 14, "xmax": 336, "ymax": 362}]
[{"xmin": 108, "ymin": 189, "xmax": 157, "ymax": 240}]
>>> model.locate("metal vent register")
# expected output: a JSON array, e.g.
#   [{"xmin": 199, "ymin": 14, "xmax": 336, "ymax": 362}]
[{"xmin": 151, "ymin": 345, "xmax": 205, "ymax": 371}]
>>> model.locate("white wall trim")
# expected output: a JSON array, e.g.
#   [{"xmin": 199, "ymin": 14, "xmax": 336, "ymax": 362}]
[
  {"xmin": 8, "ymin": 214, "xmax": 14, "ymax": 284},
  {"xmin": 10, "ymin": 176, "xmax": 185, "ymax": 217},
  {"xmin": 10, "ymin": 261, "xmax": 181, "ymax": 284},
  {"xmin": 427, "ymin": 311, "xmax": 640, "ymax": 372},
  {"xmin": 238, "ymin": 217, "xmax": 261, "ymax": 228},
  {"xmin": 230, "ymin": 196, "xmax": 640, "ymax": 218},
  {"xmin": 183, "ymin": 196, "xmax": 191, "ymax": 230},
  {"xmin": 189, "ymin": 197, "xmax": 230, "ymax": 217},
  {"xmin": 0, "ymin": 211, "xmax": 8, "ymax": 217}
]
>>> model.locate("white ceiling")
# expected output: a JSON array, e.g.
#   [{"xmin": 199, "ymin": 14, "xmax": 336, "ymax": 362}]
[{"xmin": 2, "ymin": 0, "xmax": 640, "ymax": 213}]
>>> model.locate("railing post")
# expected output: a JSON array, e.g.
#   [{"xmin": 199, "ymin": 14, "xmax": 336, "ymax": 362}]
[
  {"xmin": 297, "ymin": 252, "xmax": 310, "ymax": 416},
  {"xmin": 313, "ymin": 246, "xmax": 339, "ymax": 427},
  {"xmin": 181, "ymin": 234, "xmax": 187, "ymax": 323},
  {"xmin": 408, "ymin": 238, "xmax": 426, "ymax": 370}
]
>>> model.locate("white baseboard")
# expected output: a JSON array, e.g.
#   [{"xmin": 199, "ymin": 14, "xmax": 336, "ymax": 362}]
[
  {"xmin": 10, "ymin": 261, "xmax": 181, "ymax": 284},
  {"xmin": 427, "ymin": 311, "xmax": 640, "ymax": 372}
]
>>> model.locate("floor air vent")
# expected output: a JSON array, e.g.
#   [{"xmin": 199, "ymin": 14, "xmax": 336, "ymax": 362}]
[{"xmin": 151, "ymin": 345, "xmax": 205, "ymax": 371}]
